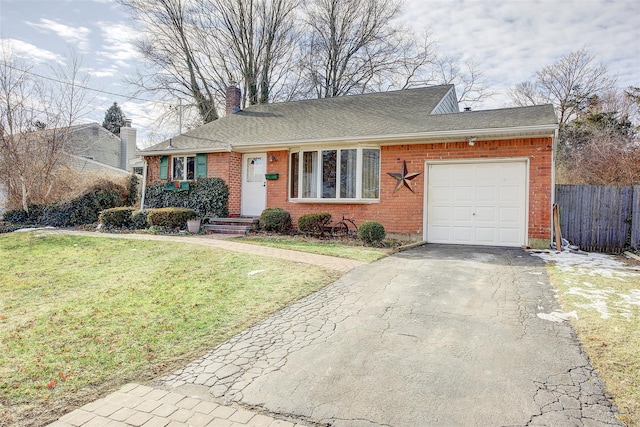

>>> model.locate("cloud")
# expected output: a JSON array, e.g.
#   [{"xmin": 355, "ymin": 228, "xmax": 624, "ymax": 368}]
[
  {"xmin": 26, "ymin": 18, "xmax": 91, "ymax": 52},
  {"xmin": 0, "ymin": 38, "xmax": 66, "ymax": 64},
  {"xmin": 95, "ymin": 22, "xmax": 142, "ymax": 68},
  {"xmin": 404, "ymin": 0, "xmax": 640, "ymax": 108}
]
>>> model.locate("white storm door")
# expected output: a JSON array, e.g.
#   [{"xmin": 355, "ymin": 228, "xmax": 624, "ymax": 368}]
[
  {"xmin": 426, "ymin": 161, "xmax": 527, "ymax": 247},
  {"xmin": 241, "ymin": 153, "xmax": 267, "ymax": 216}
]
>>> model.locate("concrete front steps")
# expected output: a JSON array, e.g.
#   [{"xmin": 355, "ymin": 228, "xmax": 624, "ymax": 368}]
[{"xmin": 204, "ymin": 217, "xmax": 259, "ymax": 235}]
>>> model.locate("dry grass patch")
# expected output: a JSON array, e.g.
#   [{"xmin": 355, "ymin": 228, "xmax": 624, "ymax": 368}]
[
  {"xmin": 536, "ymin": 251, "xmax": 640, "ymax": 426},
  {"xmin": 0, "ymin": 232, "xmax": 339, "ymax": 426}
]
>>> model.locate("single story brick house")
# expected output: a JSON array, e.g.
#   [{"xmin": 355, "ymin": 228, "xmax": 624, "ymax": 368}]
[{"xmin": 139, "ymin": 84, "xmax": 558, "ymax": 247}]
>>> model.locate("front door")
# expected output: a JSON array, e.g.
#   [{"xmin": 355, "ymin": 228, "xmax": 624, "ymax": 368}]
[{"xmin": 241, "ymin": 153, "xmax": 267, "ymax": 216}]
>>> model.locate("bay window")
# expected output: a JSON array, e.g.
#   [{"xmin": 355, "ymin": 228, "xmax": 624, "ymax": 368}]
[{"xmin": 289, "ymin": 147, "xmax": 380, "ymax": 201}]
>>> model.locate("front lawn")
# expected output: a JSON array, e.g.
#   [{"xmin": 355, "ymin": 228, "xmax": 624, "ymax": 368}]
[
  {"xmin": 0, "ymin": 232, "xmax": 339, "ymax": 427},
  {"xmin": 538, "ymin": 251, "xmax": 640, "ymax": 426},
  {"xmin": 234, "ymin": 234, "xmax": 394, "ymax": 262}
]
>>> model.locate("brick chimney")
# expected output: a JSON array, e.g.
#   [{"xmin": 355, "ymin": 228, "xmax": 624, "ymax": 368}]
[{"xmin": 225, "ymin": 83, "xmax": 241, "ymax": 115}]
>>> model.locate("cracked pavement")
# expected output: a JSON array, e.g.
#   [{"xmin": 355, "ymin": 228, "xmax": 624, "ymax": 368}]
[{"xmin": 157, "ymin": 245, "xmax": 622, "ymax": 426}]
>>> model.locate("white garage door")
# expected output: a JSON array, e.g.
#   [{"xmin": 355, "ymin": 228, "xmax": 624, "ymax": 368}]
[{"xmin": 426, "ymin": 161, "xmax": 527, "ymax": 247}]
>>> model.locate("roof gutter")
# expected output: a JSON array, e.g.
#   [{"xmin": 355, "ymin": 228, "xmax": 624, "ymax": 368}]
[
  {"xmin": 137, "ymin": 146, "xmax": 232, "ymax": 156},
  {"xmin": 230, "ymin": 123, "xmax": 559, "ymax": 152},
  {"xmin": 136, "ymin": 123, "xmax": 558, "ymax": 155}
]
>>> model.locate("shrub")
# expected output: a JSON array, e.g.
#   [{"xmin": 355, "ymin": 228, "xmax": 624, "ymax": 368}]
[
  {"xmin": 259, "ymin": 207, "xmax": 292, "ymax": 233},
  {"xmin": 0, "ymin": 221, "xmax": 20, "ymax": 234},
  {"xmin": 147, "ymin": 207, "xmax": 197, "ymax": 229},
  {"xmin": 144, "ymin": 177, "xmax": 228, "ymax": 218},
  {"xmin": 297, "ymin": 212, "xmax": 331, "ymax": 236},
  {"xmin": 2, "ymin": 209, "xmax": 30, "ymax": 224},
  {"xmin": 99, "ymin": 207, "xmax": 136, "ymax": 228},
  {"xmin": 126, "ymin": 174, "xmax": 140, "ymax": 206},
  {"xmin": 1, "ymin": 181, "xmax": 124, "ymax": 227},
  {"xmin": 130, "ymin": 210, "xmax": 149, "ymax": 230},
  {"xmin": 357, "ymin": 221, "xmax": 386, "ymax": 244}
]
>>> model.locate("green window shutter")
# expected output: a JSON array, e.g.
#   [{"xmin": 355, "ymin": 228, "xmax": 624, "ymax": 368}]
[
  {"xmin": 196, "ymin": 153, "xmax": 207, "ymax": 178},
  {"xmin": 159, "ymin": 156, "xmax": 168, "ymax": 179}
]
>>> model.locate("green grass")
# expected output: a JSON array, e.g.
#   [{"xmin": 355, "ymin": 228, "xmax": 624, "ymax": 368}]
[
  {"xmin": 0, "ymin": 232, "xmax": 339, "ymax": 426},
  {"xmin": 234, "ymin": 234, "xmax": 393, "ymax": 263},
  {"xmin": 546, "ymin": 259, "xmax": 640, "ymax": 426}
]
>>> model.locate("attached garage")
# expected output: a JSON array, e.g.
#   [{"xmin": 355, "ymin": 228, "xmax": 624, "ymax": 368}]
[{"xmin": 425, "ymin": 160, "xmax": 528, "ymax": 247}]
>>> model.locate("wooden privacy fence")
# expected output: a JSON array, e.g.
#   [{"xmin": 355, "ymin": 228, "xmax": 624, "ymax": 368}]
[{"xmin": 555, "ymin": 185, "xmax": 640, "ymax": 253}]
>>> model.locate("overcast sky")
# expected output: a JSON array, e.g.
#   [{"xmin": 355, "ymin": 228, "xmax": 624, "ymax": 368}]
[{"xmin": 1, "ymin": 0, "xmax": 638, "ymax": 146}]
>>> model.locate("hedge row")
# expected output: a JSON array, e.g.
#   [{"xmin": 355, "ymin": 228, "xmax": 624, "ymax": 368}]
[
  {"xmin": 258, "ymin": 208, "xmax": 386, "ymax": 244},
  {"xmin": 144, "ymin": 177, "xmax": 228, "ymax": 218},
  {"xmin": 2, "ymin": 181, "xmax": 126, "ymax": 227}
]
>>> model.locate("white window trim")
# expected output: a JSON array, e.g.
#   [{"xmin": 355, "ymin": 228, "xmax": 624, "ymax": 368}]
[
  {"xmin": 172, "ymin": 154, "xmax": 196, "ymax": 181},
  {"xmin": 288, "ymin": 147, "xmax": 380, "ymax": 203}
]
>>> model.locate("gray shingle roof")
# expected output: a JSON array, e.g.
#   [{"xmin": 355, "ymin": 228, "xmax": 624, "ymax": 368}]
[{"xmin": 141, "ymin": 85, "xmax": 557, "ymax": 154}]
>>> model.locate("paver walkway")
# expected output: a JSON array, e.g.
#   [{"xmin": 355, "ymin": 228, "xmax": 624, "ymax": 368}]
[
  {"xmin": 38, "ymin": 229, "xmax": 365, "ymax": 272},
  {"xmin": 49, "ymin": 383, "xmax": 309, "ymax": 427}
]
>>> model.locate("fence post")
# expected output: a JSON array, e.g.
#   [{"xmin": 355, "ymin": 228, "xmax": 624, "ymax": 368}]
[{"xmin": 632, "ymin": 186, "xmax": 640, "ymax": 250}]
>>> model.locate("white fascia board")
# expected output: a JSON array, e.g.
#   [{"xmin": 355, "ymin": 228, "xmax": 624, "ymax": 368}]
[{"xmin": 137, "ymin": 146, "xmax": 232, "ymax": 156}]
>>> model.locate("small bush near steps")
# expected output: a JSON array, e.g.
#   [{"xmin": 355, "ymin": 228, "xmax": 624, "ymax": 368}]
[
  {"xmin": 259, "ymin": 207, "xmax": 292, "ymax": 233},
  {"xmin": 147, "ymin": 207, "xmax": 197, "ymax": 229},
  {"xmin": 357, "ymin": 221, "xmax": 386, "ymax": 245}
]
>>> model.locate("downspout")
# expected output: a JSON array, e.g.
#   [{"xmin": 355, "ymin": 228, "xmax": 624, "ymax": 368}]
[
  {"xmin": 140, "ymin": 158, "xmax": 148, "ymax": 212},
  {"xmin": 551, "ymin": 128, "xmax": 558, "ymax": 245}
]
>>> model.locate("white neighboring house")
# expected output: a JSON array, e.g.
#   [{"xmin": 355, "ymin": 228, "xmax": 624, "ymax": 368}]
[{"xmin": 68, "ymin": 119, "xmax": 142, "ymax": 175}]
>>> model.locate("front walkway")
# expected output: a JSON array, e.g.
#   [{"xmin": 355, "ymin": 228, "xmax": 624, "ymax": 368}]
[
  {"xmin": 39, "ymin": 229, "xmax": 365, "ymax": 272},
  {"xmin": 49, "ymin": 383, "xmax": 309, "ymax": 427}
]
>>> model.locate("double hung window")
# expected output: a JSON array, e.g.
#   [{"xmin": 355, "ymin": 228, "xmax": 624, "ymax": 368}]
[
  {"xmin": 172, "ymin": 155, "xmax": 195, "ymax": 181},
  {"xmin": 289, "ymin": 148, "xmax": 380, "ymax": 201}
]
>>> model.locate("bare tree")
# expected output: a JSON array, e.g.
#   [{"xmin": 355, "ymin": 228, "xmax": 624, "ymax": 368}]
[
  {"xmin": 119, "ymin": 0, "xmax": 220, "ymax": 123},
  {"xmin": 557, "ymin": 128, "xmax": 640, "ymax": 185},
  {"xmin": 300, "ymin": 0, "xmax": 405, "ymax": 97},
  {"xmin": 430, "ymin": 55, "xmax": 493, "ymax": 108},
  {"xmin": 120, "ymin": 0, "xmax": 492, "ymax": 117},
  {"xmin": 508, "ymin": 47, "xmax": 616, "ymax": 125},
  {"xmin": 0, "ymin": 48, "xmax": 91, "ymax": 212},
  {"xmin": 195, "ymin": 0, "xmax": 300, "ymax": 106},
  {"xmin": 120, "ymin": 0, "xmax": 300, "ymax": 125}
]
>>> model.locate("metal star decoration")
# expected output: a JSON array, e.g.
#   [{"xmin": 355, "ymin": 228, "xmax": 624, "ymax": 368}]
[{"xmin": 388, "ymin": 160, "xmax": 421, "ymax": 193}]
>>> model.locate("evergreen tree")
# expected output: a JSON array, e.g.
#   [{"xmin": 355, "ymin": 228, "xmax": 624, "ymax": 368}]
[{"xmin": 102, "ymin": 102, "xmax": 126, "ymax": 136}]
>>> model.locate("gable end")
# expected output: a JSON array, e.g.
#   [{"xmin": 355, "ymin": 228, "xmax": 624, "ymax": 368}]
[{"xmin": 431, "ymin": 86, "xmax": 459, "ymax": 115}]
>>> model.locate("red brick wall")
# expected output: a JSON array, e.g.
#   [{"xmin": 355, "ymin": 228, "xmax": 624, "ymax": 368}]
[
  {"xmin": 228, "ymin": 152, "xmax": 242, "ymax": 216},
  {"xmin": 146, "ymin": 156, "xmax": 162, "ymax": 183},
  {"xmin": 266, "ymin": 137, "xmax": 553, "ymax": 241},
  {"xmin": 144, "ymin": 137, "xmax": 553, "ymax": 241}
]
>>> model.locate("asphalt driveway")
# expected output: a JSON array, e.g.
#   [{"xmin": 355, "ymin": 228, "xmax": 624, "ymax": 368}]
[{"xmin": 159, "ymin": 245, "xmax": 622, "ymax": 426}]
